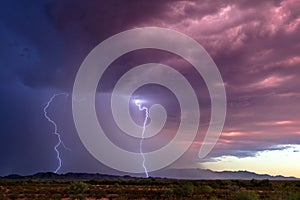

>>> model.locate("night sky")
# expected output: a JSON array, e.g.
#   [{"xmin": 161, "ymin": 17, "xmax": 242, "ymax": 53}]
[{"xmin": 1, "ymin": 0, "xmax": 300, "ymax": 177}]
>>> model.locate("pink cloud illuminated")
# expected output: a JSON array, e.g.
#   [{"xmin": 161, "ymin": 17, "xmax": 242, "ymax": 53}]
[{"xmin": 251, "ymin": 75, "xmax": 293, "ymax": 88}]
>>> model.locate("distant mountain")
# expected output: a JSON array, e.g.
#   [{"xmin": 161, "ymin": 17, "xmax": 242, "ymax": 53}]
[
  {"xmin": 0, "ymin": 172, "xmax": 135, "ymax": 180},
  {"xmin": 1, "ymin": 169, "xmax": 298, "ymax": 180},
  {"xmin": 151, "ymin": 168, "xmax": 299, "ymax": 180}
]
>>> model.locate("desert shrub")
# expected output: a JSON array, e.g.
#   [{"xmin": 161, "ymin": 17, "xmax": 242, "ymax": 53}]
[
  {"xmin": 276, "ymin": 183, "xmax": 300, "ymax": 200},
  {"xmin": 235, "ymin": 191, "xmax": 259, "ymax": 200},
  {"xmin": 219, "ymin": 180, "xmax": 231, "ymax": 187},
  {"xmin": 173, "ymin": 182, "xmax": 194, "ymax": 197},
  {"xmin": 232, "ymin": 180, "xmax": 248, "ymax": 187},
  {"xmin": 68, "ymin": 181, "xmax": 88, "ymax": 200},
  {"xmin": 250, "ymin": 179, "xmax": 271, "ymax": 188},
  {"xmin": 259, "ymin": 179, "xmax": 271, "ymax": 187},
  {"xmin": 291, "ymin": 192, "xmax": 300, "ymax": 200},
  {"xmin": 162, "ymin": 189, "xmax": 173, "ymax": 198},
  {"xmin": 199, "ymin": 185, "xmax": 213, "ymax": 193},
  {"xmin": 282, "ymin": 191, "xmax": 300, "ymax": 200},
  {"xmin": 250, "ymin": 179, "xmax": 258, "ymax": 187},
  {"xmin": 296, "ymin": 192, "xmax": 300, "ymax": 200},
  {"xmin": 229, "ymin": 184, "xmax": 240, "ymax": 192}
]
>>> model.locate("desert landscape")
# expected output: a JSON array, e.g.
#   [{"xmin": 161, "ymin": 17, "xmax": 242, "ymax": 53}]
[{"xmin": 1, "ymin": 173, "xmax": 300, "ymax": 200}]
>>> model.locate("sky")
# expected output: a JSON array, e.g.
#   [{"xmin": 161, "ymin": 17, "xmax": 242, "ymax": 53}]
[{"xmin": 0, "ymin": 0, "xmax": 300, "ymax": 178}]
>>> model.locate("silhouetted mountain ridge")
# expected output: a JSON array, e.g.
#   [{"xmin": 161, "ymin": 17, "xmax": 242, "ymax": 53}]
[
  {"xmin": 0, "ymin": 172, "xmax": 134, "ymax": 180},
  {"xmin": 151, "ymin": 168, "xmax": 299, "ymax": 180},
  {"xmin": 1, "ymin": 169, "xmax": 298, "ymax": 180}
]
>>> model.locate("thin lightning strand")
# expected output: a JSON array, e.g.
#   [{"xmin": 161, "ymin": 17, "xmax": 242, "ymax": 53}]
[
  {"xmin": 43, "ymin": 93, "xmax": 70, "ymax": 173},
  {"xmin": 135, "ymin": 102, "xmax": 149, "ymax": 178}
]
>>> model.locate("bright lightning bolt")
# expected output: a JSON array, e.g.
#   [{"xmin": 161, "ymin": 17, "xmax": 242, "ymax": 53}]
[
  {"xmin": 43, "ymin": 93, "xmax": 70, "ymax": 173},
  {"xmin": 135, "ymin": 100, "xmax": 149, "ymax": 178}
]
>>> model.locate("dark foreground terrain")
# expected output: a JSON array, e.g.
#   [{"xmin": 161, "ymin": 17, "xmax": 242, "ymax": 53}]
[{"xmin": 0, "ymin": 178, "xmax": 300, "ymax": 200}]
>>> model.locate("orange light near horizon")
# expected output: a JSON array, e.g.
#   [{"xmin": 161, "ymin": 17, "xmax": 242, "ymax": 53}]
[
  {"xmin": 275, "ymin": 120, "xmax": 295, "ymax": 125},
  {"xmin": 222, "ymin": 132, "xmax": 243, "ymax": 137},
  {"xmin": 256, "ymin": 120, "xmax": 297, "ymax": 126}
]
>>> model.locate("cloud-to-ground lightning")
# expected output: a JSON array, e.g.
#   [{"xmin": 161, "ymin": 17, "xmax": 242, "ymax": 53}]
[
  {"xmin": 43, "ymin": 93, "xmax": 70, "ymax": 173},
  {"xmin": 135, "ymin": 100, "xmax": 149, "ymax": 178}
]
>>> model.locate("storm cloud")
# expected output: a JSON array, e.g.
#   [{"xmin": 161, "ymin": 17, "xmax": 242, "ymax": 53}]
[{"xmin": 1, "ymin": 0, "xmax": 299, "ymax": 176}]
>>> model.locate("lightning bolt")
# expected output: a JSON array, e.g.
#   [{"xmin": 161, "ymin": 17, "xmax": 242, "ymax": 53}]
[
  {"xmin": 135, "ymin": 101, "xmax": 149, "ymax": 178},
  {"xmin": 43, "ymin": 93, "xmax": 70, "ymax": 173}
]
